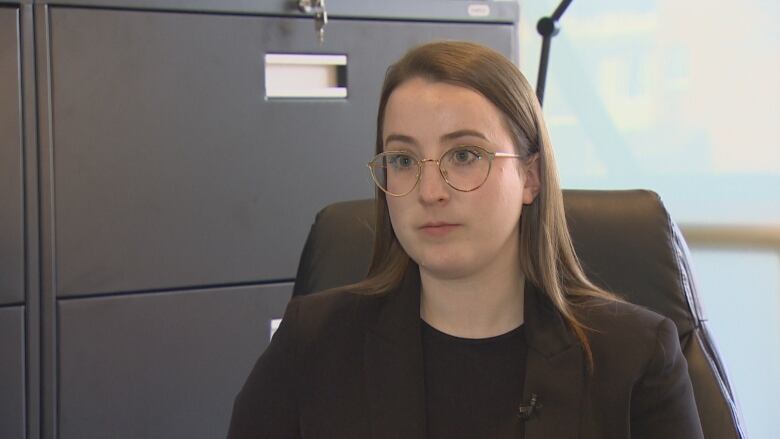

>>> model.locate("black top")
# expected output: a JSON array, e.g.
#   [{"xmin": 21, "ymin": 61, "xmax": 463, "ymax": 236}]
[{"xmin": 421, "ymin": 319, "xmax": 528, "ymax": 439}]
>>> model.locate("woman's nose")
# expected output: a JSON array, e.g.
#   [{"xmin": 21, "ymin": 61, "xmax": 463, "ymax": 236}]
[{"xmin": 417, "ymin": 160, "xmax": 450, "ymax": 203}]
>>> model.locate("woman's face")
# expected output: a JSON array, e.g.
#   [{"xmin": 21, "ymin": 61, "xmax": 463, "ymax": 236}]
[{"xmin": 383, "ymin": 78, "xmax": 539, "ymax": 280}]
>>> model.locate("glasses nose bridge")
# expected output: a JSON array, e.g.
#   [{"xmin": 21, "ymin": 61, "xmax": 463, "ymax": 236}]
[{"xmin": 417, "ymin": 157, "xmax": 447, "ymax": 179}]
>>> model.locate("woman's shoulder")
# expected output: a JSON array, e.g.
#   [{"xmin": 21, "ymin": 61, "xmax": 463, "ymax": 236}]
[
  {"xmin": 574, "ymin": 296, "xmax": 682, "ymax": 374},
  {"xmin": 576, "ymin": 296, "xmax": 669, "ymax": 334},
  {"xmin": 285, "ymin": 287, "xmax": 385, "ymax": 340},
  {"xmin": 292, "ymin": 286, "xmax": 365, "ymax": 311}
]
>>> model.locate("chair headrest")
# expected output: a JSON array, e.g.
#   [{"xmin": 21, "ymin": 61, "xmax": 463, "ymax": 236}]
[{"xmin": 293, "ymin": 189, "xmax": 702, "ymax": 336}]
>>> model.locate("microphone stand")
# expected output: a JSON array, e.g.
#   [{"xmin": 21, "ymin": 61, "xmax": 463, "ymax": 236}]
[{"xmin": 535, "ymin": 0, "xmax": 573, "ymax": 106}]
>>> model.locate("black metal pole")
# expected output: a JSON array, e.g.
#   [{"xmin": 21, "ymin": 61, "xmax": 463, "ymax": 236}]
[{"xmin": 535, "ymin": 0, "xmax": 573, "ymax": 107}]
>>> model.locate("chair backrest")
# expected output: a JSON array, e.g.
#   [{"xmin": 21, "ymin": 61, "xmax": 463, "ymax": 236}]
[{"xmin": 293, "ymin": 189, "xmax": 746, "ymax": 439}]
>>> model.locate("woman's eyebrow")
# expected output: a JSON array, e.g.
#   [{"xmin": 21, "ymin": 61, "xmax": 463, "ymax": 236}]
[
  {"xmin": 384, "ymin": 133, "xmax": 417, "ymax": 145},
  {"xmin": 440, "ymin": 129, "xmax": 489, "ymax": 142},
  {"xmin": 384, "ymin": 129, "xmax": 488, "ymax": 146}
]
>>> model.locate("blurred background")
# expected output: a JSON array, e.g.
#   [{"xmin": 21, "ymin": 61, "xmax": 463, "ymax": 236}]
[{"xmin": 519, "ymin": 1, "xmax": 780, "ymax": 437}]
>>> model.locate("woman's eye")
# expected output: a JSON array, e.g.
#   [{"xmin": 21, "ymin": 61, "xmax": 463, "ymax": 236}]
[
  {"xmin": 450, "ymin": 147, "xmax": 480, "ymax": 165},
  {"xmin": 388, "ymin": 154, "xmax": 416, "ymax": 170}
]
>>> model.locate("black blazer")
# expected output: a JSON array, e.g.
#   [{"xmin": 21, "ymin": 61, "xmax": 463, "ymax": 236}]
[{"xmin": 227, "ymin": 270, "xmax": 704, "ymax": 439}]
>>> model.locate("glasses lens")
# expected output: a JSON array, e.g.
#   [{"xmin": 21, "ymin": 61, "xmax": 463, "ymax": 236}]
[
  {"xmin": 440, "ymin": 146, "xmax": 490, "ymax": 191},
  {"xmin": 369, "ymin": 152, "xmax": 419, "ymax": 196}
]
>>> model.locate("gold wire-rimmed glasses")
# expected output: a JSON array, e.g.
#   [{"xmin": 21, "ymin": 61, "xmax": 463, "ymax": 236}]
[{"xmin": 367, "ymin": 145, "xmax": 523, "ymax": 197}]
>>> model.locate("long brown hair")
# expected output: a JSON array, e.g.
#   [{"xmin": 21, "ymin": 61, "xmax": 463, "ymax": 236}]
[{"xmin": 347, "ymin": 41, "xmax": 618, "ymax": 368}]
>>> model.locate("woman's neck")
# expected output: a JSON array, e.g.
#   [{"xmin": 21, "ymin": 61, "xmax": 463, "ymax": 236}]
[{"xmin": 418, "ymin": 261, "xmax": 525, "ymax": 339}]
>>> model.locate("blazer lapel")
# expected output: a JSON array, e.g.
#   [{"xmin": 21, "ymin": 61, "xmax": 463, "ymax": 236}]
[
  {"xmin": 522, "ymin": 282, "xmax": 584, "ymax": 439},
  {"xmin": 364, "ymin": 269, "xmax": 427, "ymax": 439}
]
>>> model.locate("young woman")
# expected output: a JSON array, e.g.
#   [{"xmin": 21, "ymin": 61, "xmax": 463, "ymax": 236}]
[{"xmin": 227, "ymin": 41, "xmax": 704, "ymax": 439}]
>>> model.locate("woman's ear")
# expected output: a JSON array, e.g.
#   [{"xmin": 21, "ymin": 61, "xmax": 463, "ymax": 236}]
[{"xmin": 522, "ymin": 154, "xmax": 541, "ymax": 205}]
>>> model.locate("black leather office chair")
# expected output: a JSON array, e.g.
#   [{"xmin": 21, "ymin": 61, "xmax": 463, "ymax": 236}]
[{"xmin": 293, "ymin": 189, "xmax": 746, "ymax": 439}]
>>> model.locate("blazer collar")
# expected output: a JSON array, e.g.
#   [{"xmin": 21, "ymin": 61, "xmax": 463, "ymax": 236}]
[{"xmin": 363, "ymin": 269, "xmax": 584, "ymax": 439}]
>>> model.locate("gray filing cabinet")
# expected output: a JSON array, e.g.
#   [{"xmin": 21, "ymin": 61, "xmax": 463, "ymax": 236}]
[
  {"xmin": 1, "ymin": 1, "xmax": 519, "ymax": 438},
  {"xmin": 58, "ymin": 284, "xmax": 293, "ymax": 439},
  {"xmin": 49, "ymin": 7, "xmax": 515, "ymax": 297},
  {"xmin": 0, "ymin": 5, "xmax": 26, "ymax": 439},
  {"xmin": 0, "ymin": 5, "xmax": 24, "ymax": 305},
  {"xmin": 0, "ymin": 307, "xmax": 25, "ymax": 439}
]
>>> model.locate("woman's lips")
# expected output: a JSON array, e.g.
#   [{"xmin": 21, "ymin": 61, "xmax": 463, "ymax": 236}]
[{"xmin": 419, "ymin": 223, "xmax": 460, "ymax": 237}]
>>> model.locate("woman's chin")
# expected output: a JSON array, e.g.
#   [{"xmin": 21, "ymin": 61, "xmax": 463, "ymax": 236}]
[{"xmin": 415, "ymin": 255, "xmax": 476, "ymax": 280}]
